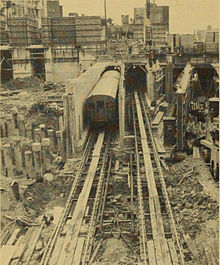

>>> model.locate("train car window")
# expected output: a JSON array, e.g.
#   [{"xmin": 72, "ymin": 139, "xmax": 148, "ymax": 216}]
[
  {"xmin": 106, "ymin": 102, "xmax": 113, "ymax": 108},
  {"xmin": 97, "ymin": 101, "xmax": 104, "ymax": 109},
  {"xmin": 88, "ymin": 102, "xmax": 95, "ymax": 109}
]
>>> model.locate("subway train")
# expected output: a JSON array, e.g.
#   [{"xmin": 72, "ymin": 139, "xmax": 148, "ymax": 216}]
[{"xmin": 83, "ymin": 69, "xmax": 120, "ymax": 128}]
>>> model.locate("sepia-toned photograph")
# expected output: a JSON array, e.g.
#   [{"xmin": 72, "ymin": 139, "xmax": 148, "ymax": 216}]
[{"xmin": 0, "ymin": 0, "xmax": 219, "ymax": 264}]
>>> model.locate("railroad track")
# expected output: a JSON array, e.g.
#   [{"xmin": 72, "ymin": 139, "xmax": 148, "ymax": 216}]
[
  {"xmin": 2, "ymin": 92, "xmax": 187, "ymax": 265},
  {"xmin": 39, "ymin": 130, "xmax": 111, "ymax": 265},
  {"xmin": 132, "ymin": 91, "xmax": 185, "ymax": 265}
]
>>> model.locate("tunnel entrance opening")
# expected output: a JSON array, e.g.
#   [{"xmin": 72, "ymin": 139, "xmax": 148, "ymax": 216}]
[
  {"xmin": 194, "ymin": 65, "xmax": 218, "ymax": 98},
  {"xmin": 124, "ymin": 64, "xmax": 146, "ymax": 131},
  {"xmin": 30, "ymin": 49, "xmax": 46, "ymax": 81},
  {"xmin": 125, "ymin": 64, "xmax": 146, "ymax": 93},
  {"xmin": 1, "ymin": 50, "xmax": 13, "ymax": 83}
]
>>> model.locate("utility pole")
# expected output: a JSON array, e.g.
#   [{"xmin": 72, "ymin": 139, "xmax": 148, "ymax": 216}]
[{"xmin": 104, "ymin": 0, "xmax": 107, "ymax": 42}]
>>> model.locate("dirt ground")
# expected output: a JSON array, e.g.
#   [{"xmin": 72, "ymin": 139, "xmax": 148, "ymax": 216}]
[
  {"xmin": 165, "ymin": 156, "xmax": 219, "ymax": 264},
  {"xmin": 0, "ymin": 172, "xmax": 72, "ymax": 228},
  {"xmin": 0, "ymin": 77, "xmax": 64, "ymax": 130},
  {"xmin": 94, "ymin": 237, "xmax": 138, "ymax": 265}
]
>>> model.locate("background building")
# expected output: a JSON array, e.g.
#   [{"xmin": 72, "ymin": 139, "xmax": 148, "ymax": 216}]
[
  {"xmin": 47, "ymin": 0, "xmax": 63, "ymax": 18},
  {"xmin": 131, "ymin": 3, "xmax": 169, "ymax": 45},
  {"xmin": 150, "ymin": 6, "xmax": 169, "ymax": 46}
]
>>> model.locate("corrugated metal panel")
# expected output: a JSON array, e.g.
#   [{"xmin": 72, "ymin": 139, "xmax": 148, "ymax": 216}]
[{"xmin": 87, "ymin": 70, "xmax": 120, "ymax": 99}]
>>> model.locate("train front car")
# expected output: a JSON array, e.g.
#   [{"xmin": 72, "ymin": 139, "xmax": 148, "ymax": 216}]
[{"xmin": 84, "ymin": 69, "xmax": 120, "ymax": 129}]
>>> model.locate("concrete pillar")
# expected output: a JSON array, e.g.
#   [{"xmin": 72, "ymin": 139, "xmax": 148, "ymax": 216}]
[
  {"xmin": 41, "ymin": 138, "xmax": 51, "ymax": 172},
  {"xmin": 0, "ymin": 113, "xmax": 6, "ymax": 137},
  {"xmin": 10, "ymin": 181, "xmax": 20, "ymax": 201},
  {"xmin": 177, "ymin": 93, "xmax": 184, "ymax": 150},
  {"xmin": 47, "ymin": 129, "xmax": 55, "ymax": 151},
  {"xmin": 147, "ymin": 69, "xmax": 156, "ymax": 102},
  {"xmin": 56, "ymin": 131, "xmax": 63, "ymax": 155},
  {"xmin": 5, "ymin": 114, "xmax": 15, "ymax": 137},
  {"xmin": 165, "ymin": 62, "xmax": 173, "ymax": 103},
  {"xmin": 24, "ymin": 151, "xmax": 34, "ymax": 178},
  {"xmin": 32, "ymin": 143, "xmax": 42, "ymax": 180},
  {"xmin": 63, "ymin": 95, "xmax": 70, "ymax": 159},
  {"xmin": 67, "ymin": 94, "xmax": 75, "ymax": 157},
  {"xmin": 17, "ymin": 115, "xmax": 25, "ymax": 136},
  {"xmin": 39, "ymin": 124, "xmax": 47, "ymax": 138},
  {"xmin": 11, "ymin": 107, "xmax": 18, "ymax": 128},
  {"xmin": 34, "ymin": 128, "xmax": 42, "ymax": 143},
  {"xmin": 163, "ymin": 117, "xmax": 176, "ymax": 146},
  {"xmin": 3, "ymin": 144, "xmax": 13, "ymax": 177},
  {"xmin": 68, "ymin": 94, "xmax": 76, "ymax": 154},
  {"xmin": 14, "ymin": 145, "xmax": 23, "ymax": 173},
  {"xmin": 25, "ymin": 123, "xmax": 33, "ymax": 139}
]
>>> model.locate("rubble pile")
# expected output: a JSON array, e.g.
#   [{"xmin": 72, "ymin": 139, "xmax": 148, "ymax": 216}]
[
  {"xmin": 41, "ymin": 81, "xmax": 65, "ymax": 91},
  {"xmin": 94, "ymin": 237, "xmax": 136, "ymax": 265},
  {"xmin": 0, "ymin": 168, "xmax": 72, "ymax": 228},
  {"xmin": 165, "ymin": 156, "xmax": 219, "ymax": 264},
  {"xmin": 2, "ymin": 76, "xmax": 42, "ymax": 90},
  {"xmin": 0, "ymin": 76, "xmax": 69, "ymax": 233}
]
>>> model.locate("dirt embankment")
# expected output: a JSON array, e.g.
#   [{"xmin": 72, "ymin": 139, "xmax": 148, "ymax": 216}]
[{"xmin": 165, "ymin": 156, "xmax": 219, "ymax": 264}]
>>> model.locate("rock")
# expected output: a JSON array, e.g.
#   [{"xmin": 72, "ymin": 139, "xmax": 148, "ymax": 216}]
[
  {"xmin": 35, "ymin": 240, "xmax": 43, "ymax": 251},
  {"xmin": 43, "ymin": 173, "xmax": 54, "ymax": 182}
]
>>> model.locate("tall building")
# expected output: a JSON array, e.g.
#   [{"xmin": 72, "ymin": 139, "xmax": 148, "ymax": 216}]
[
  {"xmin": 132, "ymin": 2, "xmax": 169, "ymax": 45},
  {"xmin": 121, "ymin": 15, "xmax": 129, "ymax": 25},
  {"xmin": 150, "ymin": 6, "xmax": 169, "ymax": 45},
  {"xmin": 47, "ymin": 0, "xmax": 63, "ymax": 18},
  {"xmin": 134, "ymin": 8, "xmax": 145, "ymax": 24},
  {"xmin": 0, "ymin": 0, "xmax": 41, "ymax": 19}
]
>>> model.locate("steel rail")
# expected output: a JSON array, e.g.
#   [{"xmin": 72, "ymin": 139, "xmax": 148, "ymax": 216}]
[
  {"xmin": 139, "ymin": 92, "xmax": 185, "ymax": 265},
  {"xmin": 40, "ymin": 131, "xmax": 95, "ymax": 265},
  {"xmin": 98, "ymin": 154, "xmax": 112, "ymax": 231},
  {"xmin": 82, "ymin": 135, "xmax": 111, "ymax": 265},
  {"xmin": 132, "ymin": 103, "xmax": 148, "ymax": 265}
]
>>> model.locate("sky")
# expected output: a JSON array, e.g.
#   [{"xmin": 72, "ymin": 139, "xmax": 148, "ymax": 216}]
[{"xmin": 59, "ymin": 0, "xmax": 219, "ymax": 33}]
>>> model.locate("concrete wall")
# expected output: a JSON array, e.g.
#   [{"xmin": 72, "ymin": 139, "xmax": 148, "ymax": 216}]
[
  {"xmin": 12, "ymin": 48, "xmax": 32, "ymax": 79},
  {"xmin": 64, "ymin": 62, "xmax": 120, "ymax": 157},
  {"xmin": 45, "ymin": 47, "xmax": 81, "ymax": 83},
  {"xmin": 79, "ymin": 52, "xmax": 97, "ymax": 72},
  {"xmin": 45, "ymin": 61, "xmax": 80, "ymax": 82}
]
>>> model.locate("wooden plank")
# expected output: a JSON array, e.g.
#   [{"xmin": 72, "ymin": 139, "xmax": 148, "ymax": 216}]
[
  {"xmin": 143, "ymin": 155, "xmax": 157, "ymax": 197},
  {"xmin": 149, "ymin": 197, "xmax": 158, "ymax": 239},
  {"xmin": 55, "ymin": 234, "xmax": 72, "ymax": 265},
  {"xmin": 21, "ymin": 219, "xmax": 45, "ymax": 264},
  {"xmin": 154, "ymin": 238, "xmax": 165, "ymax": 265},
  {"xmin": 71, "ymin": 238, "xmax": 85, "ymax": 265},
  {"xmin": 50, "ymin": 238, "xmax": 65, "ymax": 265},
  {"xmin": 92, "ymin": 132, "xmax": 105, "ymax": 157},
  {"xmin": 10, "ymin": 227, "xmax": 35, "ymax": 263},
  {"xmin": 153, "ymin": 197, "xmax": 165, "ymax": 238},
  {"xmin": 147, "ymin": 240, "xmax": 157, "ymax": 265},
  {"xmin": 55, "ymin": 133, "xmax": 105, "ymax": 265},
  {"xmin": 160, "ymin": 238, "xmax": 173, "ymax": 265},
  {"xmin": 10, "ymin": 236, "xmax": 25, "ymax": 265},
  {"xmin": 0, "ymin": 245, "xmax": 16, "ymax": 265},
  {"xmin": 6, "ymin": 229, "xmax": 20, "ymax": 245},
  {"xmin": 167, "ymin": 239, "xmax": 179, "ymax": 265}
]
